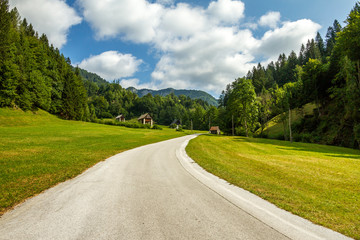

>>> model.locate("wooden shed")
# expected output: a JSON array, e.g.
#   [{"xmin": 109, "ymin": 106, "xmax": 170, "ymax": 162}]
[
  {"xmin": 138, "ymin": 113, "xmax": 153, "ymax": 126},
  {"xmin": 171, "ymin": 119, "xmax": 181, "ymax": 129},
  {"xmin": 115, "ymin": 114, "xmax": 125, "ymax": 122},
  {"xmin": 209, "ymin": 126, "xmax": 220, "ymax": 135}
]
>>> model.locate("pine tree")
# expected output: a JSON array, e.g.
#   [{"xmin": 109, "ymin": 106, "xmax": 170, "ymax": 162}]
[{"xmin": 315, "ymin": 32, "xmax": 326, "ymax": 60}]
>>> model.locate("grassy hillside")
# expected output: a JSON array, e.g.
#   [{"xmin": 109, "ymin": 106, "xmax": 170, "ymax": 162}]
[
  {"xmin": 0, "ymin": 108, "xmax": 192, "ymax": 215},
  {"xmin": 186, "ymin": 135, "xmax": 360, "ymax": 239},
  {"xmin": 259, "ymin": 103, "xmax": 316, "ymax": 139}
]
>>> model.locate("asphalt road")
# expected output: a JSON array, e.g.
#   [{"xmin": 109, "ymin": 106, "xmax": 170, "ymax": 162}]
[{"xmin": 0, "ymin": 135, "xmax": 351, "ymax": 240}]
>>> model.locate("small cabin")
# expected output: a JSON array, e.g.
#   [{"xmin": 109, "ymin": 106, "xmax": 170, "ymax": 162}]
[
  {"xmin": 209, "ymin": 126, "xmax": 220, "ymax": 135},
  {"xmin": 138, "ymin": 113, "xmax": 153, "ymax": 126},
  {"xmin": 171, "ymin": 119, "xmax": 181, "ymax": 129},
  {"xmin": 115, "ymin": 114, "xmax": 125, "ymax": 122}
]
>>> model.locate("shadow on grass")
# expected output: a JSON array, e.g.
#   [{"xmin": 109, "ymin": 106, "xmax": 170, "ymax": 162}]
[{"xmin": 230, "ymin": 136, "xmax": 360, "ymax": 160}]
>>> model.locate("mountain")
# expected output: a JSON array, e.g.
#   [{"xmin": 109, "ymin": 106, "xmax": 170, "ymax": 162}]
[
  {"xmin": 75, "ymin": 68, "xmax": 218, "ymax": 106},
  {"xmin": 127, "ymin": 87, "xmax": 218, "ymax": 106}
]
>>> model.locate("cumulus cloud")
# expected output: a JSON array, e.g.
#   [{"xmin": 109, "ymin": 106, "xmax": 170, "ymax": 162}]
[
  {"xmin": 152, "ymin": 27, "xmax": 259, "ymax": 92},
  {"xmin": 77, "ymin": 0, "xmax": 163, "ymax": 43},
  {"xmin": 259, "ymin": 11, "xmax": 281, "ymax": 29},
  {"xmin": 119, "ymin": 78, "xmax": 155, "ymax": 90},
  {"xmin": 259, "ymin": 19, "xmax": 321, "ymax": 58},
  {"xmin": 78, "ymin": 51, "xmax": 143, "ymax": 81},
  {"xmin": 77, "ymin": 0, "xmax": 321, "ymax": 94},
  {"xmin": 9, "ymin": 0, "xmax": 81, "ymax": 49},
  {"xmin": 207, "ymin": 0, "xmax": 245, "ymax": 24},
  {"xmin": 159, "ymin": 3, "xmax": 207, "ymax": 38}
]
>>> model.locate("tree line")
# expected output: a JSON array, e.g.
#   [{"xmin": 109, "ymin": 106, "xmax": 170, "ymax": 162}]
[
  {"xmin": 214, "ymin": 2, "xmax": 360, "ymax": 148},
  {"xmin": 0, "ymin": 0, "xmax": 212, "ymax": 130},
  {"xmin": 80, "ymin": 68, "xmax": 213, "ymax": 129},
  {"xmin": 0, "ymin": 0, "xmax": 88, "ymax": 120}
]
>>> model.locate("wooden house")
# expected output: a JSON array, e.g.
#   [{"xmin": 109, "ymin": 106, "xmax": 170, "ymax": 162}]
[
  {"xmin": 115, "ymin": 114, "xmax": 125, "ymax": 122},
  {"xmin": 138, "ymin": 113, "xmax": 153, "ymax": 126},
  {"xmin": 209, "ymin": 126, "xmax": 220, "ymax": 135},
  {"xmin": 171, "ymin": 119, "xmax": 181, "ymax": 129}
]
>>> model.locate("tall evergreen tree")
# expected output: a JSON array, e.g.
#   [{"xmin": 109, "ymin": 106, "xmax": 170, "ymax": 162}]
[
  {"xmin": 315, "ymin": 32, "xmax": 326, "ymax": 60},
  {"xmin": 337, "ymin": 2, "xmax": 360, "ymax": 86}
]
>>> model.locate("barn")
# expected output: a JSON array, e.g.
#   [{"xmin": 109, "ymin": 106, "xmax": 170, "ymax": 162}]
[
  {"xmin": 115, "ymin": 114, "xmax": 125, "ymax": 122},
  {"xmin": 209, "ymin": 126, "xmax": 220, "ymax": 135},
  {"xmin": 138, "ymin": 113, "xmax": 153, "ymax": 126}
]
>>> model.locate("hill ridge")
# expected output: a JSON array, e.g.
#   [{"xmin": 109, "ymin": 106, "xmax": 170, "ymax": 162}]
[{"xmin": 127, "ymin": 87, "xmax": 218, "ymax": 106}]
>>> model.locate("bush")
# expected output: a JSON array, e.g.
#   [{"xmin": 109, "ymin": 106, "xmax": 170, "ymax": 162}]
[
  {"xmin": 103, "ymin": 120, "xmax": 115, "ymax": 126},
  {"xmin": 152, "ymin": 125, "xmax": 163, "ymax": 130},
  {"xmin": 176, "ymin": 126, "xmax": 184, "ymax": 132},
  {"xmin": 254, "ymin": 132, "xmax": 268, "ymax": 139},
  {"xmin": 169, "ymin": 123, "xmax": 177, "ymax": 129},
  {"xmin": 274, "ymin": 133, "xmax": 285, "ymax": 140},
  {"xmin": 235, "ymin": 126, "xmax": 246, "ymax": 136},
  {"xmin": 100, "ymin": 112, "xmax": 113, "ymax": 119}
]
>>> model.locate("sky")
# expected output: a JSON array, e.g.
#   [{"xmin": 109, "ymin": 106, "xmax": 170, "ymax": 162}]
[{"xmin": 8, "ymin": 0, "xmax": 358, "ymax": 97}]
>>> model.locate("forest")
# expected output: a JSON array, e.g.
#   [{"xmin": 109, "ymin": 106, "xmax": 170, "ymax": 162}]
[
  {"xmin": 212, "ymin": 3, "xmax": 360, "ymax": 149},
  {"xmin": 1, "ymin": 0, "xmax": 360, "ymax": 148}
]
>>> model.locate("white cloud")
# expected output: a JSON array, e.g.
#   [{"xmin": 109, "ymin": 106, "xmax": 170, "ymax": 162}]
[
  {"xmin": 159, "ymin": 3, "xmax": 207, "ymax": 38},
  {"xmin": 77, "ymin": 0, "xmax": 163, "ymax": 43},
  {"xmin": 78, "ymin": 51, "xmax": 143, "ymax": 81},
  {"xmin": 119, "ymin": 78, "xmax": 155, "ymax": 89},
  {"xmin": 259, "ymin": 11, "xmax": 281, "ymax": 29},
  {"xmin": 259, "ymin": 19, "xmax": 321, "ymax": 59},
  {"xmin": 77, "ymin": 0, "xmax": 322, "ymax": 95},
  {"xmin": 207, "ymin": 0, "xmax": 245, "ymax": 24},
  {"xmin": 151, "ymin": 27, "xmax": 259, "ymax": 92},
  {"xmin": 9, "ymin": 0, "xmax": 81, "ymax": 49}
]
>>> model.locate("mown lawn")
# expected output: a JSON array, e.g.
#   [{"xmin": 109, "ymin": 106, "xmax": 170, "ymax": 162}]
[
  {"xmin": 0, "ymin": 108, "xmax": 191, "ymax": 215},
  {"xmin": 186, "ymin": 135, "xmax": 360, "ymax": 239}
]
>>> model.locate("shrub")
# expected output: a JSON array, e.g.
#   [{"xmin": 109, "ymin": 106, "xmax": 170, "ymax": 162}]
[
  {"xmin": 100, "ymin": 112, "xmax": 113, "ymax": 119},
  {"xmin": 152, "ymin": 125, "xmax": 163, "ymax": 130},
  {"xmin": 176, "ymin": 126, "xmax": 184, "ymax": 132}
]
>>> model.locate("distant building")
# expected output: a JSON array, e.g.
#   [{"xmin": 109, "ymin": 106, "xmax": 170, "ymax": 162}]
[
  {"xmin": 209, "ymin": 126, "xmax": 220, "ymax": 135},
  {"xmin": 138, "ymin": 113, "xmax": 153, "ymax": 126},
  {"xmin": 115, "ymin": 114, "xmax": 125, "ymax": 122},
  {"xmin": 171, "ymin": 119, "xmax": 181, "ymax": 129}
]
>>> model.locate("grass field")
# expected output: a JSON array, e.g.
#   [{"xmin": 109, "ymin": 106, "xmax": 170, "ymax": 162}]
[
  {"xmin": 0, "ymin": 108, "xmax": 194, "ymax": 215},
  {"xmin": 186, "ymin": 135, "xmax": 360, "ymax": 239}
]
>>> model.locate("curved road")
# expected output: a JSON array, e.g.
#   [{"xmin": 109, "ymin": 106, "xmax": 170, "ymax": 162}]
[{"xmin": 0, "ymin": 135, "xmax": 350, "ymax": 240}]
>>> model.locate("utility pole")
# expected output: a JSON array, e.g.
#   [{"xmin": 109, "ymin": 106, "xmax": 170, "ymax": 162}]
[
  {"xmin": 289, "ymin": 107, "xmax": 293, "ymax": 143},
  {"xmin": 232, "ymin": 114, "xmax": 234, "ymax": 136},
  {"xmin": 191, "ymin": 119, "xmax": 193, "ymax": 133}
]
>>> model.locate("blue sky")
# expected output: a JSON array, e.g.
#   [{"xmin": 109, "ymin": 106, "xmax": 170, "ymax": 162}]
[{"xmin": 9, "ymin": 0, "xmax": 357, "ymax": 97}]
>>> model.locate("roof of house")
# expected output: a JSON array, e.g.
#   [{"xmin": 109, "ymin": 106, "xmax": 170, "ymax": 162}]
[
  {"xmin": 138, "ymin": 113, "xmax": 152, "ymax": 120},
  {"xmin": 171, "ymin": 119, "xmax": 181, "ymax": 125},
  {"xmin": 209, "ymin": 126, "xmax": 220, "ymax": 131},
  {"xmin": 115, "ymin": 114, "xmax": 124, "ymax": 119}
]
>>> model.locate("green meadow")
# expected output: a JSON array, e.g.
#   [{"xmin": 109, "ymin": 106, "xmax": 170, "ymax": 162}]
[
  {"xmin": 186, "ymin": 135, "xmax": 360, "ymax": 239},
  {"xmin": 0, "ymin": 108, "xmax": 191, "ymax": 215}
]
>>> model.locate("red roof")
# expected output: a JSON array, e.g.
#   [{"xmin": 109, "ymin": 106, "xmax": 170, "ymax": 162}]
[{"xmin": 210, "ymin": 126, "xmax": 220, "ymax": 131}]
